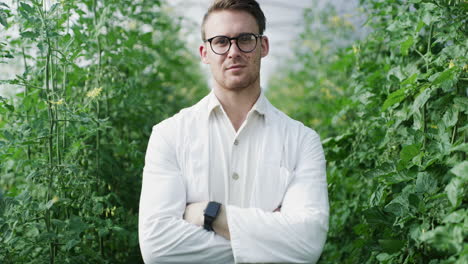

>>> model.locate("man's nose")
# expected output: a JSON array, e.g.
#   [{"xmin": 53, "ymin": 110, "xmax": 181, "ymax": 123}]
[{"xmin": 228, "ymin": 40, "xmax": 242, "ymax": 57}]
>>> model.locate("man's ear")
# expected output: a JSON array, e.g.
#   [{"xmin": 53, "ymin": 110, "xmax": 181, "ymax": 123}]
[
  {"xmin": 260, "ymin": 35, "xmax": 269, "ymax": 58},
  {"xmin": 199, "ymin": 44, "xmax": 210, "ymax": 64}
]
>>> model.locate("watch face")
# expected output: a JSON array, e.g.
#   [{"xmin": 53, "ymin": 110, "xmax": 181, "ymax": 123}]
[{"xmin": 205, "ymin": 202, "xmax": 220, "ymax": 217}]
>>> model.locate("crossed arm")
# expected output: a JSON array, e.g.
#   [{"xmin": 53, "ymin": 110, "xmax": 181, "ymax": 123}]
[
  {"xmin": 139, "ymin": 125, "xmax": 329, "ymax": 264},
  {"xmin": 183, "ymin": 201, "xmax": 282, "ymax": 241},
  {"xmin": 183, "ymin": 202, "xmax": 230, "ymax": 240}
]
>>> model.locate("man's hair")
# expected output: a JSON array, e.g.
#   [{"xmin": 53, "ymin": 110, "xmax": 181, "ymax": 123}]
[{"xmin": 201, "ymin": 0, "xmax": 266, "ymax": 40}]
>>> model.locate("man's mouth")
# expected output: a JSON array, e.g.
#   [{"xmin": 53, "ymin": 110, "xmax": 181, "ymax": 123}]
[{"xmin": 226, "ymin": 65, "xmax": 246, "ymax": 71}]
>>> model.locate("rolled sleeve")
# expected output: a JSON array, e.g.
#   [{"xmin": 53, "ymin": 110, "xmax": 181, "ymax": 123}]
[
  {"xmin": 139, "ymin": 124, "xmax": 234, "ymax": 264},
  {"xmin": 226, "ymin": 128, "xmax": 329, "ymax": 263}
]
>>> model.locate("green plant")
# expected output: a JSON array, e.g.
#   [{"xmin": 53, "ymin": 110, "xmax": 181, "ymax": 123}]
[
  {"xmin": 0, "ymin": 0, "xmax": 206, "ymax": 263},
  {"xmin": 268, "ymin": 0, "xmax": 467, "ymax": 263}
]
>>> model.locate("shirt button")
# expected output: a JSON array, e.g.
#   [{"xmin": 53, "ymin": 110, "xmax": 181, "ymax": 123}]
[
  {"xmin": 232, "ymin": 173, "xmax": 239, "ymax": 180},
  {"xmin": 234, "ymin": 139, "xmax": 239, "ymax": 146}
]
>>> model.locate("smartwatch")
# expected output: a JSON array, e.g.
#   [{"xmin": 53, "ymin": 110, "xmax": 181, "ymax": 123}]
[{"xmin": 203, "ymin": 201, "xmax": 221, "ymax": 231}]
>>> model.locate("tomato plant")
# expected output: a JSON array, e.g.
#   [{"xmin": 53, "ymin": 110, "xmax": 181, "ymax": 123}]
[
  {"xmin": 0, "ymin": 0, "xmax": 206, "ymax": 263},
  {"xmin": 269, "ymin": 0, "xmax": 467, "ymax": 263}
]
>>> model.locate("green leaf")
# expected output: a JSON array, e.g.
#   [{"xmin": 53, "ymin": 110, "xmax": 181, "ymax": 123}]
[
  {"xmin": 450, "ymin": 143, "xmax": 468, "ymax": 153},
  {"xmin": 442, "ymin": 107, "xmax": 459, "ymax": 128},
  {"xmin": 25, "ymin": 225, "xmax": 40, "ymax": 237},
  {"xmin": 450, "ymin": 161, "xmax": 468, "ymax": 180},
  {"xmin": 408, "ymin": 193, "xmax": 420, "ymax": 209},
  {"xmin": 420, "ymin": 225, "xmax": 463, "ymax": 254},
  {"xmin": 370, "ymin": 185, "xmax": 386, "ymax": 206},
  {"xmin": 415, "ymin": 173, "xmax": 438, "ymax": 194},
  {"xmin": 384, "ymin": 195, "xmax": 409, "ymax": 217},
  {"xmin": 411, "ymin": 88, "xmax": 432, "ymax": 121},
  {"xmin": 400, "ymin": 144, "xmax": 420, "ymax": 164},
  {"xmin": 38, "ymin": 231, "xmax": 57, "ymax": 241},
  {"xmin": 379, "ymin": 239, "xmax": 405, "ymax": 253},
  {"xmin": 454, "ymin": 97, "xmax": 468, "ymax": 113},
  {"xmin": 376, "ymin": 253, "xmax": 394, "ymax": 261},
  {"xmin": 421, "ymin": 3, "xmax": 439, "ymax": 25},
  {"xmin": 111, "ymin": 226, "xmax": 125, "ymax": 233},
  {"xmin": 382, "ymin": 88, "xmax": 406, "ymax": 111},
  {"xmin": 49, "ymin": 3, "xmax": 59, "ymax": 15},
  {"xmin": 364, "ymin": 207, "xmax": 393, "ymax": 225},
  {"xmin": 400, "ymin": 36, "xmax": 414, "ymax": 56},
  {"xmin": 431, "ymin": 68, "xmax": 456, "ymax": 86},
  {"xmin": 0, "ymin": 11, "xmax": 7, "ymax": 27},
  {"xmin": 382, "ymin": 73, "xmax": 418, "ymax": 112},
  {"xmin": 68, "ymin": 216, "xmax": 87, "ymax": 235},
  {"xmin": 19, "ymin": 2, "xmax": 34, "ymax": 14},
  {"xmin": 401, "ymin": 73, "xmax": 418, "ymax": 86},
  {"xmin": 382, "ymin": 172, "xmax": 414, "ymax": 185},
  {"xmin": 64, "ymin": 239, "xmax": 80, "ymax": 251},
  {"xmin": 98, "ymin": 227, "xmax": 109, "ymax": 237},
  {"xmin": 0, "ymin": 96, "xmax": 14, "ymax": 111},
  {"xmin": 445, "ymin": 177, "xmax": 462, "ymax": 207},
  {"xmin": 443, "ymin": 209, "xmax": 466, "ymax": 224},
  {"xmin": 415, "ymin": 20, "xmax": 424, "ymax": 33},
  {"xmin": 20, "ymin": 31, "xmax": 39, "ymax": 39}
]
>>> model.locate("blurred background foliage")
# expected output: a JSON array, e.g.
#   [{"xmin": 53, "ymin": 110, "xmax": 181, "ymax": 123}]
[
  {"xmin": 0, "ymin": 0, "xmax": 467, "ymax": 263},
  {"xmin": 0, "ymin": 0, "xmax": 206, "ymax": 263},
  {"xmin": 268, "ymin": 0, "xmax": 467, "ymax": 263}
]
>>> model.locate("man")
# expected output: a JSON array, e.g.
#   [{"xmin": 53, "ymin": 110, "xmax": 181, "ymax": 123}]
[{"xmin": 139, "ymin": 0, "xmax": 329, "ymax": 263}]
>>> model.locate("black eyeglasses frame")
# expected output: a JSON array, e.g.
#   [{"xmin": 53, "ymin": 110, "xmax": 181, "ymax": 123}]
[{"xmin": 204, "ymin": 33, "xmax": 263, "ymax": 55}]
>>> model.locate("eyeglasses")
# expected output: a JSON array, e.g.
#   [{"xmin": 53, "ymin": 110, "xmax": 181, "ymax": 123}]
[{"xmin": 204, "ymin": 33, "xmax": 263, "ymax": 55}]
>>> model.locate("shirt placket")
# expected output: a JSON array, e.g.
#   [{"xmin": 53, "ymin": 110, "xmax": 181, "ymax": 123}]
[
  {"xmin": 226, "ymin": 119, "xmax": 241, "ymax": 207},
  {"xmin": 229, "ymin": 112, "xmax": 256, "ymax": 207}
]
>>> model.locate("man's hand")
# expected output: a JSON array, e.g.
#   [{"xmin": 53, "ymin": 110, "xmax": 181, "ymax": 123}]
[
  {"xmin": 183, "ymin": 201, "xmax": 208, "ymax": 227},
  {"xmin": 183, "ymin": 201, "xmax": 231, "ymax": 240}
]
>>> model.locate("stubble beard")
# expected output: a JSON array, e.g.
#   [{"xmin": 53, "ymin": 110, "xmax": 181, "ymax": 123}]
[
  {"xmin": 217, "ymin": 58, "xmax": 262, "ymax": 92},
  {"xmin": 222, "ymin": 72, "xmax": 259, "ymax": 91}
]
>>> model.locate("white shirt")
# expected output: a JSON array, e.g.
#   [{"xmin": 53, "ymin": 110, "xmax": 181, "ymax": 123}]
[
  {"xmin": 208, "ymin": 90, "xmax": 266, "ymax": 208},
  {"xmin": 139, "ymin": 89, "xmax": 329, "ymax": 264}
]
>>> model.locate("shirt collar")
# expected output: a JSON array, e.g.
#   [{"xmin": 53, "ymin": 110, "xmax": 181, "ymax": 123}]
[
  {"xmin": 251, "ymin": 88, "xmax": 268, "ymax": 117},
  {"xmin": 206, "ymin": 90, "xmax": 222, "ymax": 115},
  {"xmin": 204, "ymin": 88, "xmax": 271, "ymax": 124}
]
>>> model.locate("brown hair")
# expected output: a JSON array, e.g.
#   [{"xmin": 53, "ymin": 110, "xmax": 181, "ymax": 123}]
[{"xmin": 201, "ymin": 0, "xmax": 266, "ymax": 40}]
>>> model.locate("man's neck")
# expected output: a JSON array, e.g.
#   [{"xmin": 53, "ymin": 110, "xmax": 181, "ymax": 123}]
[{"xmin": 213, "ymin": 85, "xmax": 261, "ymax": 132}]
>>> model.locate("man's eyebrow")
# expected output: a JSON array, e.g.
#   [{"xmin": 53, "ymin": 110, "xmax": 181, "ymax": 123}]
[{"xmin": 213, "ymin": 32, "xmax": 256, "ymax": 37}]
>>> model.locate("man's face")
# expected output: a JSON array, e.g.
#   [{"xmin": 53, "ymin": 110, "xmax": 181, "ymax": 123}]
[{"xmin": 200, "ymin": 10, "xmax": 269, "ymax": 92}]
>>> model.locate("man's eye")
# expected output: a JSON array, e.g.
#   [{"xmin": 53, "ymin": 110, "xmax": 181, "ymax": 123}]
[
  {"xmin": 213, "ymin": 37, "xmax": 228, "ymax": 45},
  {"xmin": 239, "ymin": 35, "xmax": 254, "ymax": 41}
]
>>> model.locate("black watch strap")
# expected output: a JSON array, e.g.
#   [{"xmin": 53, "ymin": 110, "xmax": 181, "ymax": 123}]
[{"xmin": 203, "ymin": 201, "xmax": 221, "ymax": 231}]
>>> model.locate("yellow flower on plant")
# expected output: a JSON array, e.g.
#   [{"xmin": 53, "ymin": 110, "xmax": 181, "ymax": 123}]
[
  {"xmin": 309, "ymin": 118, "xmax": 321, "ymax": 126},
  {"xmin": 330, "ymin": 16, "xmax": 341, "ymax": 26},
  {"xmin": 463, "ymin": 64, "xmax": 468, "ymax": 72},
  {"xmin": 129, "ymin": 21, "xmax": 138, "ymax": 30},
  {"xmin": 87, "ymin": 87, "xmax": 103, "ymax": 98},
  {"xmin": 344, "ymin": 20, "xmax": 355, "ymax": 30},
  {"xmin": 352, "ymin": 44, "xmax": 360, "ymax": 54},
  {"xmin": 50, "ymin": 99, "xmax": 64, "ymax": 105},
  {"xmin": 448, "ymin": 60, "xmax": 455, "ymax": 69},
  {"xmin": 320, "ymin": 87, "xmax": 334, "ymax": 99}
]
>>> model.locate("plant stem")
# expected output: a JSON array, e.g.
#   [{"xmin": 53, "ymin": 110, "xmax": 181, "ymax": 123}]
[
  {"xmin": 421, "ymin": 23, "xmax": 435, "ymax": 150},
  {"xmin": 93, "ymin": 0, "xmax": 104, "ymax": 257},
  {"xmin": 22, "ymin": 47, "xmax": 31, "ymax": 160},
  {"xmin": 39, "ymin": 2, "xmax": 56, "ymax": 262}
]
